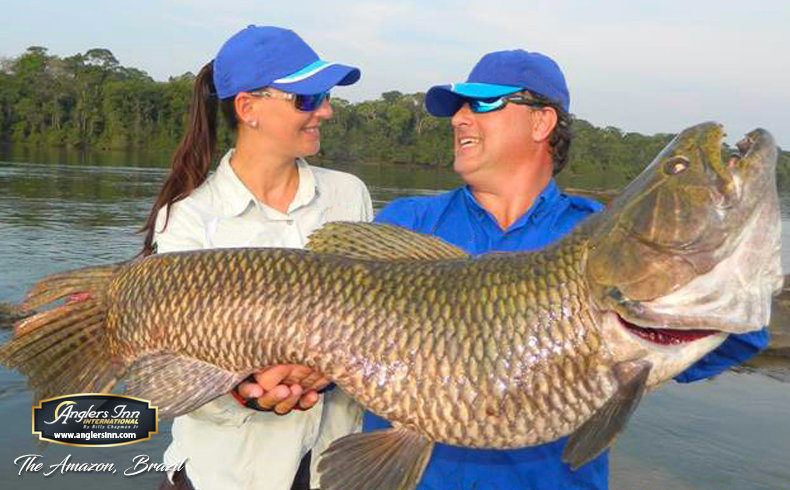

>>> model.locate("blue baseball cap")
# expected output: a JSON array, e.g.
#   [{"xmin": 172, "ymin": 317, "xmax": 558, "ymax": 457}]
[
  {"xmin": 213, "ymin": 25, "xmax": 361, "ymax": 99},
  {"xmin": 425, "ymin": 49, "xmax": 569, "ymax": 116}
]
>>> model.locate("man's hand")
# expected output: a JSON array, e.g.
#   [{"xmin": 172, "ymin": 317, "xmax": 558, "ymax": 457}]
[{"xmin": 236, "ymin": 364, "xmax": 331, "ymax": 415}]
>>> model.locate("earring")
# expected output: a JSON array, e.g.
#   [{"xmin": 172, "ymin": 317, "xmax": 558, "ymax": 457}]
[{"xmin": 248, "ymin": 120, "xmax": 258, "ymax": 128}]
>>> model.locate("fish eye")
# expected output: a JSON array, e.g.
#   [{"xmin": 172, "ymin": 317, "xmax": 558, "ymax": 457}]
[{"xmin": 664, "ymin": 156, "xmax": 690, "ymax": 175}]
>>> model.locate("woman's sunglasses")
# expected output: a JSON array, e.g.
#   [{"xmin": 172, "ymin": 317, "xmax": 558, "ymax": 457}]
[
  {"xmin": 249, "ymin": 89, "xmax": 331, "ymax": 112},
  {"xmin": 464, "ymin": 94, "xmax": 545, "ymax": 114}
]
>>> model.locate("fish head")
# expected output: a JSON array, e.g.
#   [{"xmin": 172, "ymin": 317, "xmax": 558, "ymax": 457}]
[{"xmin": 587, "ymin": 122, "xmax": 782, "ymax": 354}]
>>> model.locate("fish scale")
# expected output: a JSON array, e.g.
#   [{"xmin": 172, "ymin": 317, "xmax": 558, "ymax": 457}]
[{"xmin": 271, "ymin": 234, "xmax": 607, "ymax": 449}]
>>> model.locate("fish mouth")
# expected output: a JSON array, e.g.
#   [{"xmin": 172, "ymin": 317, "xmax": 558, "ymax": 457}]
[
  {"xmin": 724, "ymin": 132, "xmax": 757, "ymax": 169},
  {"xmin": 617, "ymin": 314, "xmax": 719, "ymax": 345}
]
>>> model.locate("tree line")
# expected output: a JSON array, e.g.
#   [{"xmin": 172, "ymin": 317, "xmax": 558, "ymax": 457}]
[{"xmin": 2, "ymin": 46, "xmax": 788, "ymax": 189}]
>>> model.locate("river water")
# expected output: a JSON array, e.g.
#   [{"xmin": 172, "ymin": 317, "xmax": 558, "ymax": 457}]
[{"xmin": 0, "ymin": 150, "xmax": 788, "ymax": 489}]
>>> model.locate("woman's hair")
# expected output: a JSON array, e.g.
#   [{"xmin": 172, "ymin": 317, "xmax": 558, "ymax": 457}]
[
  {"xmin": 139, "ymin": 61, "xmax": 237, "ymax": 256},
  {"xmin": 528, "ymin": 91, "xmax": 572, "ymax": 175}
]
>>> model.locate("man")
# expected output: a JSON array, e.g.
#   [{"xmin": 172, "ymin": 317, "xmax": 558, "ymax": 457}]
[{"xmin": 362, "ymin": 49, "xmax": 770, "ymax": 489}]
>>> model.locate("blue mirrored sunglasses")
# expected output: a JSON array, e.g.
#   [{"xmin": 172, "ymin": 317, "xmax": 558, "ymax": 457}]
[
  {"xmin": 249, "ymin": 89, "xmax": 331, "ymax": 112},
  {"xmin": 464, "ymin": 94, "xmax": 545, "ymax": 114}
]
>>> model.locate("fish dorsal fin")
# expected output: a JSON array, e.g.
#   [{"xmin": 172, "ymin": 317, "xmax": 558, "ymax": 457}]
[
  {"xmin": 318, "ymin": 427, "xmax": 435, "ymax": 490},
  {"xmin": 124, "ymin": 352, "xmax": 246, "ymax": 419},
  {"xmin": 307, "ymin": 222, "xmax": 468, "ymax": 261},
  {"xmin": 563, "ymin": 360, "xmax": 651, "ymax": 469}
]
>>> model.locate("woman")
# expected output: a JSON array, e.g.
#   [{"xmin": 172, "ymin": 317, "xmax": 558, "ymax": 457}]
[{"xmin": 140, "ymin": 25, "xmax": 372, "ymax": 490}]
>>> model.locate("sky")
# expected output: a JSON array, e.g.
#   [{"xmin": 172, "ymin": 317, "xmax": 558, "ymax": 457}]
[{"xmin": 2, "ymin": 0, "xmax": 789, "ymax": 146}]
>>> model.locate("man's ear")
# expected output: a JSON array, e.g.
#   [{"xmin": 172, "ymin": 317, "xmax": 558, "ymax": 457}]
[{"xmin": 532, "ymin": 106, "xmax": 558, "ymax": 142}]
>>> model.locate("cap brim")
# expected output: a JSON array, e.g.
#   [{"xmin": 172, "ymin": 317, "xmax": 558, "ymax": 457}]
[
  {"xmin": 269, "ymin": 61, "xmax": 360, "ymax": 95},
  {"xmin": 425, "ymin": 83, "xmax": 522, "ymax": 117}
]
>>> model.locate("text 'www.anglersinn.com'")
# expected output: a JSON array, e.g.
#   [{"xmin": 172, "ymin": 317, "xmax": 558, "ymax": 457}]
[{"xmin": 53, "ymin": 431, "xmax": 136, "ymax": 440}]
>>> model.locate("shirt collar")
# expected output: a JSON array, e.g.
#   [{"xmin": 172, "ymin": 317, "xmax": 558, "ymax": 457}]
[
  {"xmin": 290, "ymin": 158, "xmax": 318, "ymax": 212},
  {"xmin": 212, "ymin": 150, "xmax": 319, "ymax": 218},
  {"xmin": 462, "ymin": 179, "xmax": 562, "ymax": 232}
]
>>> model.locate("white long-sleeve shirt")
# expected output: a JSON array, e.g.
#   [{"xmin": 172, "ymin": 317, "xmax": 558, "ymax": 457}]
[{"xmin": 155, "ymin": 150, "xmax": 373, "ymax": 490}]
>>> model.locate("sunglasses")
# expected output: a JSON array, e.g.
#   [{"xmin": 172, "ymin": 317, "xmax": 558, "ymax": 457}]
[
  {"xmin": 464, "ymin": 94, "xmax": 545, "ymax": 114},
  {"xmin": 248, "ymin": 89, "xmax": 331, "ymax": 112}
]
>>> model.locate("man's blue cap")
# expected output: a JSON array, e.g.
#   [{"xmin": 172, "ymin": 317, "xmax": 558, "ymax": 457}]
[
  {"xmin": 425, "ymin": 49, "xmax": 569, "ymax": 116},
  {"xmin": 213, "ymin": 25, "xmax": 361, "ymax": 99}
]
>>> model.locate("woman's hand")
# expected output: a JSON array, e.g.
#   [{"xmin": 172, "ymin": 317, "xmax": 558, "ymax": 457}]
[{"xmin": 235, "ymin": 364, "xmax": 331, "ymax": 415}]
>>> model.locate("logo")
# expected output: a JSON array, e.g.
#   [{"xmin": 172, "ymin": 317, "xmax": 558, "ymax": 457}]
[{"xmin": 32, "ymin": 394, "xmax": 158, "ymax": 447}]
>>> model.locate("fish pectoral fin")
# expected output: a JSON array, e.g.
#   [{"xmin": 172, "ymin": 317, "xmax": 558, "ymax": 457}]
[
  {"xmin": 307, "ymin": 222, "xmax": 469, "ymax": 261},
  {"xmin": 124, "ymin": 352, "xmax": 245, "ymax": 419},
  {"xmin": 563, "ymin": 360, "xmax": 651, "ymax": 470},
  {"xmin": 318, "ymin": 427, "xmax": 434, "ymax": 490}
]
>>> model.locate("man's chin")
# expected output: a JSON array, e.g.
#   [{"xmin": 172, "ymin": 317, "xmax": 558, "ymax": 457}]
[{"xmin": 453, "ymin": 155, "xmax": 482, "ymax": 176}]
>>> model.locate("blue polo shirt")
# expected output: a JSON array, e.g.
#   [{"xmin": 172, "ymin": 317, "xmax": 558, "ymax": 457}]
[{"xmin": 364, "ymin": 180, "xmax": 769, "ymax": 490}]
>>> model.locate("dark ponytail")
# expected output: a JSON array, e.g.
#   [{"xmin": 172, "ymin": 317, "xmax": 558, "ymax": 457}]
[{"xmin": 140, "ymin": 61, "xmax": 221, "ymax": 256}]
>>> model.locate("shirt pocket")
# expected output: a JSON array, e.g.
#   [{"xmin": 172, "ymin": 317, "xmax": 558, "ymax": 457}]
[
  {"xmin": 322, "ymin": 200, "xmax": 367, "ymax": 224},
  {"xmin": 208, "ymin": 216, "xmax": 297, "ymax": 248}
]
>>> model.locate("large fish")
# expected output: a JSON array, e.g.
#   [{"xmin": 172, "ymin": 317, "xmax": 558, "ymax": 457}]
[{"xmin": 0, "ymin": 122, "xmax": 782, "ymax": 489}]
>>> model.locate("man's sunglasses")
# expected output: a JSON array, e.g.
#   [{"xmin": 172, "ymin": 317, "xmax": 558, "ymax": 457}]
[
  {"xmin": 464, "ymin": 94, "xmax": 545, "ymax": 114},
  {"xmin": 249, "ymin": 89, "xmax": 331, "ymax": 112}
]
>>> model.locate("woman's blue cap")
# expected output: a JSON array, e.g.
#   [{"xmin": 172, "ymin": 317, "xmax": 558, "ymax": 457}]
[
  {"xmin": 213, "ymin": 25, "xmax": 361, "ymax": 99},
  {"xmin": 425, "ymin": 50, "xmax": 569, "ymax": 117}
]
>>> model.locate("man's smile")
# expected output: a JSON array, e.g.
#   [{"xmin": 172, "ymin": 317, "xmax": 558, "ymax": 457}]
[{"xmin": 458, "ymin": 137, "xmax": 480, "ymax": 148}]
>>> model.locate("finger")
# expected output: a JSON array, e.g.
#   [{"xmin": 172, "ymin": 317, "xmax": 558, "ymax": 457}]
[
  {"xmin": 253, "ymin": 365, "xmax": 294, "ymax": 391},
  {"xmin": 300, "ymin": 371, "xmax": 323, "ymax": 389},
  {"xmin": 255, "ymin": 385, "xmax": 291, "ymax": 410},
  {"xmin": 274, "ymin": 384, "xmax": 303, "ymax": 415},
  {"xmin": 298, "ymin": 391, "xmax": 320, "ymax": 410},
  {"xmin": 236, "ymin": 381, "xmax": 263, "ymax": 399},
  {"xmin": 282, "ymin": 365, "xmax": 314, "ymax": 385},
  {"xmin": 306, "ymin": 377, "xmax": 332, "ymax": 392}
]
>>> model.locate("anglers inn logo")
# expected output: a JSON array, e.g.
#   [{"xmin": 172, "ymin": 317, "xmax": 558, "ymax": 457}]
[{"xmin": 33, "ymin": 394, "xmax": 158, "ymax": 447}]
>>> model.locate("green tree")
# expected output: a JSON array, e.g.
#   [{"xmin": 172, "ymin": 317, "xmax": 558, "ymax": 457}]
[{"xmin": 0, "ymin": 45, "xmax": 788, "ymax": 186}]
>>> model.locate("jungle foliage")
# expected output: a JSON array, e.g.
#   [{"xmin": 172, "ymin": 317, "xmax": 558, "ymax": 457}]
[{"xmin": 2, "ymin": 47, "xmax": 788, "ymax": 189}]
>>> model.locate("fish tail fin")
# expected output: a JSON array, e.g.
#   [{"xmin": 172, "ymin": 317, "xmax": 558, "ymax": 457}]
[{"xmin": 0, "ymin": 263, "xmax": 126, "ymax": 401}]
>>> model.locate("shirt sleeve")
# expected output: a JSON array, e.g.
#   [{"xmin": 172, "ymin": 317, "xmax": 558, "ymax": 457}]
[
  {"xmin": 152, "ymin": 201, "xmax": 205, "ymax": 254},
  {"xmin": 674, "ymin": 327, "xmax": 770, "ymax": 383},
  {"xmin": 358, "ymin": 179, "xmax": 374, "ymax": 223}
]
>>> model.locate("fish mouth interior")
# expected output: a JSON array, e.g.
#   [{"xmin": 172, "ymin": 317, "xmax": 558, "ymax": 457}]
[
  {"xmin": 617, "ymin": 314, "xmax": 719, "ymax": 345},
  {"xmin": 726, "ymin": 132, "xmax": 757, "ymax": 167},
  {"xmin": 736, "ymin": 134, "xmax": 755, "ymax": 155}
]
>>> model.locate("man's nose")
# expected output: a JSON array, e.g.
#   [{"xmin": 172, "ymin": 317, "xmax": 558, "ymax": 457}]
[{"xmin": 451, "ymin": 103, "xmax": 474, "ymax": 127}]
